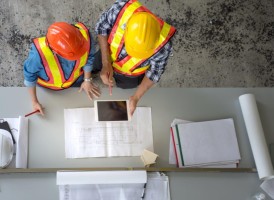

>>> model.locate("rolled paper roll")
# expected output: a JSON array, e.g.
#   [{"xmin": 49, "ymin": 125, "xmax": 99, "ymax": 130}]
[
  {"xmin": 56, "ymin": 170, "xmax": 147, "ymax": 185},
  {"xmin": 239, "ymin": 94, "xmax": 274, "ymax": 180}
]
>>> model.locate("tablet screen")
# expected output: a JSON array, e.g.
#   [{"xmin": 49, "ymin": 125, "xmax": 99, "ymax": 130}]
[{"xmin": 94, "ymin": 100, "xmax": 130, "ymax": 122}]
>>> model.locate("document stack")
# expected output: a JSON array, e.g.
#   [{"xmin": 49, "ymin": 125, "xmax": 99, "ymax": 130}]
[{"xmin": 169, "ymin": 118, "xmax": 241, "ymax": 168}]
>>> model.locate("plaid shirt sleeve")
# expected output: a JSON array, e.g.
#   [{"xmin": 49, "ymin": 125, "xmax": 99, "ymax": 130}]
[
  {"xmin": 145, "ymin": 41, "xmax": 173, "ymax": 83},
  {"xmin": 95, "ymin": 0, "xmax": 128, "ymax": 36}
]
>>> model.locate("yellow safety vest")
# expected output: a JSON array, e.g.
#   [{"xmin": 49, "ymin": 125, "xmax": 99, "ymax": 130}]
[
  {"xmin": 33, "ymin": 22, "xmax": 90, "ymax": 90},
  {"xmin": 108, "ymin": 0, "xmax": 176, "ymax": 76}
]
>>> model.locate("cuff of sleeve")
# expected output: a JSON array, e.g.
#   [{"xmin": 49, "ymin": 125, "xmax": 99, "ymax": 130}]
[
  {"xmin": 24, "ymin": 79, "xmax": 37, "ymax": 87},
  {"xmin": 95, "ymin": 29, "xmax": 109, "ymax": 36},
  {"xmin": 146, "ymin": 72, "xmax": 160, "ymax": 83},
  {"xmin": 83, "ymin": 65, "xmax": 92, "ymax": 72},
  {"xmin": 150, "ymin": 77, "xmax": 159, "ymax": 83}
]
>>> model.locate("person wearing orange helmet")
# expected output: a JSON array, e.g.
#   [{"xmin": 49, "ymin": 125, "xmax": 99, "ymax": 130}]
[
  {"xmin": 24, "ymin": 22, "xmax": 100, "ymax": 115},
  {"xmin": 95, "ymin": 0, "xmax": 176, "ymax": 116}
]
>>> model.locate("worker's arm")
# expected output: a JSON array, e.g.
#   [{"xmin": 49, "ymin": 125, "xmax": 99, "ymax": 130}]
[
  {"xmin": 97, "ymin": 35, "xmax": 113, "ymax": 87},
  {"xmin": 28, "ymin": 86, "xmax": 44, "ymax": 115},
  {"xmin": 129, "ymin": 41, "xmax": 173, "ymax": 115},
  {"xmin": 79, "ymin": 35, "xmax": 101, "ymax": 100},
  {"xmin": 24, "ymin": 44, "xmax": 45, "ymax": 116},
  {"xmin": 129, "ymin": 76, "xmax": 154, "ymax": 116}
]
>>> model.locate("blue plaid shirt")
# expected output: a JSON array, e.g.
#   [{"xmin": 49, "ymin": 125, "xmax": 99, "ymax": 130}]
[{"xmin": 95, "ymin": 0, "xmax": 173, "ymax": 83}]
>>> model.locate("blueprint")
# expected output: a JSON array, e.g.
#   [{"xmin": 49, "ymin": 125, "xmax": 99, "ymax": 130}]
[{"xmin": 64, "ymin": 107, "xmax": 153, "ymax": 158}]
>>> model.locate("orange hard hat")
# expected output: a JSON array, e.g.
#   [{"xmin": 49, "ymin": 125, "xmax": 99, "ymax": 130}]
[
  {"xmin": 46, "ymin": 22, "xmax": 88, "ymax": 61},
  {"xmin": 124, "ymin": 12, "xmax": 161, "ymax": 59}
]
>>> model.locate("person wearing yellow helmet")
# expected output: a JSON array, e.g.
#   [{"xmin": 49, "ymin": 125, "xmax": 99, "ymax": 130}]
[
  {"xmin": 124, "ymin": 12, "xmax": 162, "ymax": 60},
  {"xmin": 95, "ymin": 0, "xmax": 176, "ymax": 116},
  {"xmin": 24, "ymin": 22, "xmax": 101, "ymax": 115}
]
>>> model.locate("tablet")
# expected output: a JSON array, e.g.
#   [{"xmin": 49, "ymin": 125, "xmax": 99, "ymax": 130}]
[{"xmin": 94, "ymin": 100, "xmax": 131, "ymax": 122}]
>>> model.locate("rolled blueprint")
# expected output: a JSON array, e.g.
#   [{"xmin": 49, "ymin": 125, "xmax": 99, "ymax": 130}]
[
  {"xmin": 56, "ymin": 170, "xmax": 147, "ymax": 185},
  {"xmin": 239, "ymin": 94, "xmax": 274, "ymax": 180}
]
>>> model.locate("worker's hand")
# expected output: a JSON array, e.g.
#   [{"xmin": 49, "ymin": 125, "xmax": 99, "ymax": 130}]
[
  {"xmin": 79, "ymin": 81, "xmax": 101, "ymax": 100},
  {"xmin": 100, "ymin": 63, "xmax": 114, "ymax": 87},
  {"xmin": 129, "ymin": 95, "xmax": 140, "ymax": 117},
  {"xmin": 32, "ymin": 101, "xmax": 44, "ymax": 116}
]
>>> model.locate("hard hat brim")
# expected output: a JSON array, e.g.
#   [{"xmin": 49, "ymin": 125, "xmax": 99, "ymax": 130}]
[{"xmin": 125, "ymin": 44, "xmax": 154, "ymax": 59}]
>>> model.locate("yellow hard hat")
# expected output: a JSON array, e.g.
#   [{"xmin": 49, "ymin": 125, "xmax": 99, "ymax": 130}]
[{"xmin": 124, "ymin": 12, "xmax": 161, "ymax": 59}]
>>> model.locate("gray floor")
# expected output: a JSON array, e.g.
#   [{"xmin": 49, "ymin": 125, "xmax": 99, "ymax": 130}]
[{"xmin": 0, "ymin": 0, "xmax": 273, "ymax": 87}]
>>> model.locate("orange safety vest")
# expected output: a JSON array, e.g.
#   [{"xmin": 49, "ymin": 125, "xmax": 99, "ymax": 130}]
[
  {"xmin": 108, "ymin": 0, "xmax": 176, "ymax": 76},
  {"xmin": 33, "ymin": 22, "xmax": 90, "ymax": 90}
]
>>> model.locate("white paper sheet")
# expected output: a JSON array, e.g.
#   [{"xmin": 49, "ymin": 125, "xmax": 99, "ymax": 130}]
[
  {"xmin": 176, "ymin": 118, "xmax": 241, "ymax": 167},
  {"xmin": 239, "ymin": 94, "xmax": 274, "ymax": 180},
  {"xmin": 2, "ymin": 117, "xmax": 28, "ymax": 168},
  {"xmin": 16, "ymin": 116, "xmax": 28, "ymax": 168},
  {"xmin": 64, "ymin": 107, "xmax": 153, "ymax": 158},
  {"xmin": 57, "ymin": 171, "xmax": 147, "ymax": 185}
]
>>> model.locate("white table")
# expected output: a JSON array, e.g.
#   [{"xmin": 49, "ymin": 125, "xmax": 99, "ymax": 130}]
[{"xmin": 0, "ymin": 87, "xmax": 274, "ymax": 200}]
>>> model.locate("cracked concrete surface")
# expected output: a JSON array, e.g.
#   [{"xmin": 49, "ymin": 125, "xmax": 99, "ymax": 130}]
[{"xmin": 0, "ymin": 0, "xmax": 273, "ymax": 87}]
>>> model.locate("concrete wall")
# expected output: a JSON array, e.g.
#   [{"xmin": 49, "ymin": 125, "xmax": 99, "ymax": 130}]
[{"xmin": 0, "ymin": 0, "xmax": 273, "ymax": 87}]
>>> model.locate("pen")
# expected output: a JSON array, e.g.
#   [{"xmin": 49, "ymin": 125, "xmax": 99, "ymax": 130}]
[
  {"xmin": 141, "ymin": 183, "xmax": 147, "ymax": 199},
  {"xmin": 108, "ymin": 72, "xmax": 112, "ymax": 96},
  {"xmin": 24, "ymin": 110, "xmax": 40, "ymax": 117}
]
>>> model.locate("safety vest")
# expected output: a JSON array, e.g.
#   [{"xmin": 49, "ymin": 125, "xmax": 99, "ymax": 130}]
[
  {"xmin": 33, "ymin": 22, "xmax": 90, "ymax": 90},
  {"xmin": 108, "ymin": 0, "xmax": 176, "ymax": 76}
]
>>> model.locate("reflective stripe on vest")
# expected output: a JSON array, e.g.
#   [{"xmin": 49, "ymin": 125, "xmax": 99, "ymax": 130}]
[
  {"xmin": 108, "ymin": 0, "xmax": 176, "ymax": 76},
  {"xmin": 34, "ymin": 22, "xmax": 90, "ymax": 90}
]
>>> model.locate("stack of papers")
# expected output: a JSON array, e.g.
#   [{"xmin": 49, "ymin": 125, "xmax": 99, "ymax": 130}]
[{"xmin": 169, "ymin": 118, "xmax": 241, "ymax": 168}]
